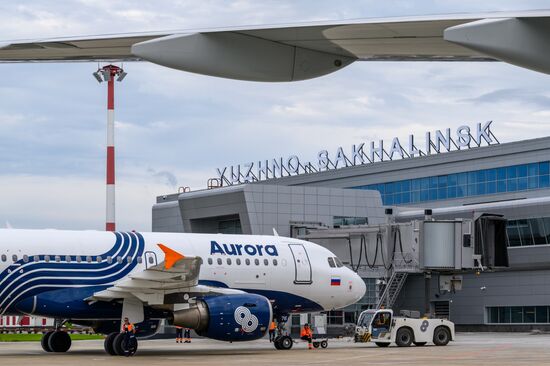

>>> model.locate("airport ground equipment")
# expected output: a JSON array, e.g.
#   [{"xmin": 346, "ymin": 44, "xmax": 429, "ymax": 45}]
[
  {"xmin": 273, "ymin": 313, "xmax": 329, "ymax": 350},
  {"xmin": 354, "ymin": 309, "xmax": 455, "ymax": 347}
]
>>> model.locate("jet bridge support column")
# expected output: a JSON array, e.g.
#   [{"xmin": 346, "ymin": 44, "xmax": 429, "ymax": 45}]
[{"xmin": 424, "ymin": 272, "xmax": 431, "ymax": 317}]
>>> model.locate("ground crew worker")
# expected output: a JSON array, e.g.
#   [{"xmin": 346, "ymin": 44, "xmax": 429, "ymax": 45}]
[
  {"xmin": 175, "ymin": 326, "xmax": 183, "ymax": 343},
  {"xmin": 184, "ymin": 328, "xmax": 191, "ymax": 343},
  {"xmin": 121, "ymin": 317, "xmax": 136, "ymax": 356},
  {"xmin": 300, "ymin": 323, "xmax": 314, "ymax": 350},
  {"xmin": 269, "ymin": 320, "xmax": 276, "ymax": 342}
]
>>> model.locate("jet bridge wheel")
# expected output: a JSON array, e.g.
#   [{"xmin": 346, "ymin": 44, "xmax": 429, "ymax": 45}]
[
  {"xmin": 48, "ymin": 331, "xmax": 72, "ymax": 352},
  {"xmin": 41, "ymin": 331, "xmax": 55, "ymax": 352}
]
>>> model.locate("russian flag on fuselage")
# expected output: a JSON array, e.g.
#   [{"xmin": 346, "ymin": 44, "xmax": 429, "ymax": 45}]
[{"xmin": 331, "ymin": 277, "xmax": 341, "ymax": 286}]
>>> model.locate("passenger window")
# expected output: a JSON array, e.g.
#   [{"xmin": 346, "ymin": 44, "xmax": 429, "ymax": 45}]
[
  {"xmin": 208, "ymin": 258, "xmax": 213, "ymax": 265},
  {"xmin": 137, "ymin": 257, "xmax": 142, "ymax": 264},
  {"xmin": 12, "ymin": 254, "xmax": 18, "ymax": 262},
  {"xmin": 65, "ymin": 256, "xmax": 71, "ymax": 263},
  {"xmin": 23, "ymin": 255, "xmax": 29, "ymax": 263},
  {"xmin": 44, "ymin": 255, "xmax": 50, "ymax": 263},
  {"xmin": 127, "ymin": 256, "xmax": 132, "ymax": 264},
  {"xmin": 254, "ymin": 259, "xmax": 260, "ymax": 266},
  {"xmin": 328, "ymin": 257, "xmax": 336, "ymax": 268},
  {"xmin": 1, "ymin": 254, "xmax": 5, "ymax": 262},
  {"xmin": 107, "ymin": 256, "xmax": 113, "ymax": 264},
  {"xmin": 264, "ymin": 259, "xmax": 269, "ymax": 266},
  {"xmin": 245, "ymin": 258, "xmax": 251, "ymax": 266},
  {"xmin": 76, "ymin": 256, "xmax": 82, "ymax": 263},
  {"xmin": 227, "ymin": 258, "xmax": 232, "ymax": 265},
  {"xmin": 148, "ymin": 256, "xmax": 154, "ymax": 264},
  {"xmin": 55, "ymin": 255, "xmax": 61, "ymax": 263},
  {"xmin": 334, "ymin": 257, "xmax": 344, "ymax": 268},
  {"xmin": 236, "ymin": 258, "xmax": 241, "ymax": 266},
  {"xmin": 217, "ymin": 258, "xmax": 222, "ymax": 265},
  {"xmin": 117, "ymin": 256, "xmax": 123, "ymax": 264},
  {"xmin": 273, "ymin": 259, "xmax": 278, "ymax": 266},
  {"xmin": 86, "ymin": 256, "xmax": 92, "ymax": 263}
]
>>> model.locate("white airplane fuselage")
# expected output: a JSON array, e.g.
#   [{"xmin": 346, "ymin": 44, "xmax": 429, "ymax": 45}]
[{"xmin": 0, "ymin": 229, "xmax": 365, "ymax": 320}]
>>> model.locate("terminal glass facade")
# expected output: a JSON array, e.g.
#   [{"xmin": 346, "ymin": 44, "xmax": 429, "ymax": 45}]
[
  {"xmin": 487, "ymin": 306, "xmax": 550, "ymax": 324},
  {"xmin": 354, "ymin": 161, "xmax": 550, "ymax": 206},
  {"xmin": 507, "ymin": 217, "xmax": 550, "ymax": 247}
]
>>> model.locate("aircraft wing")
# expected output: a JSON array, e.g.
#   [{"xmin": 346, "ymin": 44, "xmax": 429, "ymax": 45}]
[
  {"xmin": 91, "ymin": 245, "xmax": 244, "ymax": 305},
  {"xmin": 1, "ymin": 10, "xmax": 550, "ymax": 80}
]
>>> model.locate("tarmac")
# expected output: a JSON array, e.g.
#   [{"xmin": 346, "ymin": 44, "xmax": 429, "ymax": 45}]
[{"xmin": 0, "ymin": 332, "xmax": 549, "ymax": 366}]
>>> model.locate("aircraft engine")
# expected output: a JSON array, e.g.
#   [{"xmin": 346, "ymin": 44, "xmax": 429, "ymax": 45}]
[{"xmin": 171, "ymin": 294, "xmax": 272, "ymax": 342}]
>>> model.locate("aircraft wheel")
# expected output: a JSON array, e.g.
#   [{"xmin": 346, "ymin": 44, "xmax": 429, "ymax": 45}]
[
  {"xmin": 320, "ymin": 340, "xmax": 328, "ymax": 348},
  {"xmin": 41, "ymin": 331, "xmax": 54, "ymax": 352},
  {"xmin": 313, "ymin": 342, "xmax": 319, "ymax": 348},
  {"xmin": 48, "ymin": 331, "xmax": 72, "ymax": 353},
  {"xmin": 274, "ymin": 338, "xmax": 282, "ymax": 350},
  {"xmin": 113, "ymin": 333, "xmax": 125, "ymax": 356},
  {"xmin": 124, "ymin": 336, "xmax": 138, "ymax": 356},
  {"xmin": 279, "ymin": 336, "xmax": 293, "ymax": 350},
  {"xmin": 104, "ymin": 332, "xmax": 118, "ymax": 355}
]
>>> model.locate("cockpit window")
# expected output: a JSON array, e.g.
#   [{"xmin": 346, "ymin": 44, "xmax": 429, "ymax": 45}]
[
  {"xmin": 334, "ymin": 257, "xmax": 344, "ymax": 268},
  {"xmin": 327, "ymin": 257, "xmax": 336, "ymax": 268}
]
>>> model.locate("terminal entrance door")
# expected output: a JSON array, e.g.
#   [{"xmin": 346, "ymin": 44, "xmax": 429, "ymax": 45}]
[{"xmin": 288, "ymin": 243, "xmax": 312, "ymax": 284}]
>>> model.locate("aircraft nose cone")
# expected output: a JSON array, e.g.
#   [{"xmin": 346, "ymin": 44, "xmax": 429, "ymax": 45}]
[{"xmin": 353, "ymin": 273, "xmax": 367, "ymax": 302}]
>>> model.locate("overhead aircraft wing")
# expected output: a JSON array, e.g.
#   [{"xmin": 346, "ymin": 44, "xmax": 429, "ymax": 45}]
[
  {"xmin": 1, "ymin": 10, "xmax": 550, "ymax": 80},
  {"xmin": 90, "ymin": 244, "xmax": 244, "ymax": 306}
]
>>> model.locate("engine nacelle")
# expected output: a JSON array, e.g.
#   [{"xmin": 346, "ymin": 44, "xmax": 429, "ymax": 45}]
[{"xmin": 172, "ymin": 294, "xmax": 272, "ymax": 342}]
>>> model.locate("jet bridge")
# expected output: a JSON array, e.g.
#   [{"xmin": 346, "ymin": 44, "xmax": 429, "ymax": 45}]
[{"xmin": 297, "ymin": 209, "xmax": 509, "ymax": 312}]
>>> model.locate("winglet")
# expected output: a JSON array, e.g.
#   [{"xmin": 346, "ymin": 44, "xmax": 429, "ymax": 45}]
[
  {"xmin": 273, "ymin": 228, "xmax": 279, "ymax": 236},
  {"xmin": 157, "ymin": 243, "xmax": 185, "ymax": 270}
]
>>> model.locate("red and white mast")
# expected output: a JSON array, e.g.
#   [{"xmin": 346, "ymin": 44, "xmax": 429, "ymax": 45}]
[{"xmin": 93, "ymin": 65, "xmax": 127, "ymax": 232}]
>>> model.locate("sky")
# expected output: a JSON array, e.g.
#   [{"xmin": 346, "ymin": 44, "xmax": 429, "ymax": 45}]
[{"xmin": 1, "ymin": 1, "xmax": 550, "ymax": 231}]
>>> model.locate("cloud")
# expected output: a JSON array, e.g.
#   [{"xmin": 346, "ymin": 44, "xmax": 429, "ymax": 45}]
[
  {"xmin": 463, "ymin": 88, "xmax": 550, "ymax": 109},
  {"xmin": 0, "ymin": 1, "xmax": 549, "ymax": 230}
]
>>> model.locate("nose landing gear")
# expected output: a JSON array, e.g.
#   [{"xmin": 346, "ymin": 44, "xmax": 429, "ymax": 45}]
[
  {"xmin": 273, "ymin": 314, "xmax": 293, "ymax": 350},
  {"xmin": 40, "ymin": 320, "xmax": 72, "ymax": 353}
]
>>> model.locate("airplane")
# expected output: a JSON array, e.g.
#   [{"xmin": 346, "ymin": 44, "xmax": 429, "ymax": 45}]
[
  {"xmin": 1, "ymin": 10, "xmax": 550, "ymax": 81},
  {"xmin": 0, "ymin": 229, "xmax": 366, "ymax": 355}
]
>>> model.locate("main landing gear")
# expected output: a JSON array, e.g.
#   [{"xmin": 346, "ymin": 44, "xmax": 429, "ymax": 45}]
[
  {"xmin": 41, "ymin": 319, "xmax": 72, "ymax": 353},
  {"xmin": 104, "ymin": 332, "xmax": 138, "ymax": 356}
]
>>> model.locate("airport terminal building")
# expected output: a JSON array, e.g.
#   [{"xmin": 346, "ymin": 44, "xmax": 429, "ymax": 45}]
[{"xmin": 153, "ymin": 128, "xmax": 550, "ymax": 332}]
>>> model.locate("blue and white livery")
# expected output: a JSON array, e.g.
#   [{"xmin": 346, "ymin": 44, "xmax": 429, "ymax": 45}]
[{"xmin": 0, "ymin": 229, "xmax": 365, "ymax": 354}]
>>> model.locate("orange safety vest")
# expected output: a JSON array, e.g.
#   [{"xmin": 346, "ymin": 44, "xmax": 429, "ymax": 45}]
[
  {"xmin": 269, "ymin": 321, "xmax": 276, "ymax": 331},
  {"xmin": 300, "ymin": 326, "xmax": 312, "ymax": 338},
  {"xmin": 122, "ymin": 323, "xmax": 135, "ymax": 332}
]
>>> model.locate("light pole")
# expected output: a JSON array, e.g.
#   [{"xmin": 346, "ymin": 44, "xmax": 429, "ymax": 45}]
[{"xmin": 93, "ymin": 65, "xmax": 127, "ymax": 231}]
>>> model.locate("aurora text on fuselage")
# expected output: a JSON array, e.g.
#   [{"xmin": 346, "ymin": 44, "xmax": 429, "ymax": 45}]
[{"xmin": 210, "ymin": 241, "xmax": 279, "ymax": 256}]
